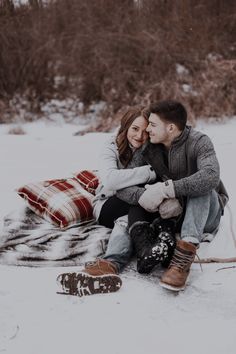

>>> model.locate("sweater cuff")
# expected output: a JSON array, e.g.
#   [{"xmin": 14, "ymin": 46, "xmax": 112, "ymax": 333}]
[
  {"xmin": 173, "ymin": 179, "xmax": 185, "ymax": 197},
  {"xmin": 147, "ymin": 166, "xmax": 156, "ymax": 182}
]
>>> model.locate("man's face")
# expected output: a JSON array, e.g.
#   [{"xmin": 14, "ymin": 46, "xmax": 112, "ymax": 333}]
[{"xmin": 146, "ymin": 113, "xmax": 170, "ymax": 145}]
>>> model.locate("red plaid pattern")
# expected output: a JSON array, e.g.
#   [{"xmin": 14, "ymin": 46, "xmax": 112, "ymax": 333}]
[
  {"xmin": 73, "ymin": 170, "xmax": 99, "ymax": 195},
  {"xmin": 17, "ymin": 178, "xmax": 94, "ymax": 228}
]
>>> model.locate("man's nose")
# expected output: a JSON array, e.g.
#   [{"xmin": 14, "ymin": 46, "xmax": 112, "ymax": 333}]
[{"xmin": 146, "ymin": 124, "xmax": 151, "ymax": 132}]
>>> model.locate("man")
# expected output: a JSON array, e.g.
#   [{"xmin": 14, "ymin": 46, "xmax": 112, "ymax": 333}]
[
  {"xmin": 57, "ymin": 100, "xmax": 228, "ymax": 295},
  {"xmin": 137, "ymin": 100, "xmax": 228, "ymax": 290}
]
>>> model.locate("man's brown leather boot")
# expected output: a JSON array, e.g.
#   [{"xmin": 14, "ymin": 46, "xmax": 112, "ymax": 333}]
[
  {"xmin": 159, "ymin": 240, "xmax": 197, "ymax": 291},
  {"xmin": 57, "ymin": 259, "xmax": 122, "ymax": 297}
]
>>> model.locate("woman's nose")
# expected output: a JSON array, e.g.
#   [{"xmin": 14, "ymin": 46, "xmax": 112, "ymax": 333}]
[{"xmin": 135, "ymin": 130, "xmax": 141, "ymax": 138}]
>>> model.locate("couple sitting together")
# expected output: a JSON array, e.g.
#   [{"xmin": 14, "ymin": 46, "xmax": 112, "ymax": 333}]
[{"xmin": 57, "ymin": 100, "xmax": 228, "ymax": 296}]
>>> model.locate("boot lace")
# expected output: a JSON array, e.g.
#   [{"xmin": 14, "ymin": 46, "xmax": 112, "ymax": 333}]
[
  {"xmin": 85, "ymin": 260, "xmax": 98, "ymax": 268},
  {"xmin": 169, "ymin": 248, "xmax": 195, "ymax": 271}
]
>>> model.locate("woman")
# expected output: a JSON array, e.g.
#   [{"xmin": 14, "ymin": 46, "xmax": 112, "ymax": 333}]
[
  {"xmin": 57, "ymin": 106, "xmax": 175, "ymax": 296},
  {"xmin": 93, "ymin": 106, "xmax": 156, "ymax": 229},
  {"xmin": 93, "ymin": 106, "xmax": 178, "ymax": 275}
]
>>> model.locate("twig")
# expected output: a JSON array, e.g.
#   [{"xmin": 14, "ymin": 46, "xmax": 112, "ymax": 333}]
[
  {"xmin": 216, "ymin": 266, "xmax": 236, "ymax": 272},
  {"xmin": 194, "ymin": 257, "xmax": 236, "ymax": 264},
  {"xmin": 9, "ymin": 325, "xmax": 19, "ymax": 341}
]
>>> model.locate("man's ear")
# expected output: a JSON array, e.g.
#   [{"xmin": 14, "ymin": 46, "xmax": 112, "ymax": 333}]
[{"xmin": 168, "ymin": 123, "xmax": 175, "ymax": 133}]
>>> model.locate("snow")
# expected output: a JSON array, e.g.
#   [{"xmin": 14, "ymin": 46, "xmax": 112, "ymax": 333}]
[
  {"xmin": 176, "ymin": 63, "xmax": 189, "ymax": 76},
  {"xmin": 0, "ymin": 118, "xmax": 236, "ymax": 354}
]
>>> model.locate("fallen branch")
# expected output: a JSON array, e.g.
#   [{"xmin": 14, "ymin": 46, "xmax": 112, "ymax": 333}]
[
  {"xmin": 216, "ymin": 266, "xmax": 236, "ymax": 272},
  {"xmin": 9, "ymin": 325, "xmax": 19, "ymax": 341},
  {"xmin": 194, "ymin": 257, "xmax": 236, "ymax": 264}
]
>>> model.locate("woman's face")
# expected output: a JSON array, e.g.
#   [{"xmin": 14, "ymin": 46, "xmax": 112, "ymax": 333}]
[{"xmin": 127, "ymin": 115, "xmax": 149, "ymax": 149}]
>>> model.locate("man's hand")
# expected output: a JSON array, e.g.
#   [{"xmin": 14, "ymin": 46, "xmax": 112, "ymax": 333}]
[
  {"xmin": 138, "ymin": 180, "xmax": 175, "ymax": 212},
  {"xmin": 159, "ymin": 198, "xmax": 183, "ymax": 219}
]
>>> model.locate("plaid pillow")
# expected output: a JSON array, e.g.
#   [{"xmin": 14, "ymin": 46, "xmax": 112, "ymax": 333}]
[
  {"xmin": 73, "ymin": 170, "xmax": 99, "ymax": 195},
  {"xmin": 17, "ymin": 178, "xmax": 94, "ymax": 229}
]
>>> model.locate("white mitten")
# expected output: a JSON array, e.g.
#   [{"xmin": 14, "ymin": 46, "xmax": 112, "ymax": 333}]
[
  {"xmin": 138, "ymin": 180, "xmax": 175, "ymax": 212},
  {"xmin": 159, "ymin": 198, "xmax": 183, "ymax": 219}
]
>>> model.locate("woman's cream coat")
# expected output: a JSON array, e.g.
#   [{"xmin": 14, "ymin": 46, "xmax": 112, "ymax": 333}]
[{"xmin": 92, "ymin": 135, "xmax": 156, "ymax": 220}]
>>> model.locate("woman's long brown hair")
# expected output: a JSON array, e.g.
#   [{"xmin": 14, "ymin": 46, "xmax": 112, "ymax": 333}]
[{"xmin": 116, "ymin": 106, "xmax": 150, "ymax": 167}]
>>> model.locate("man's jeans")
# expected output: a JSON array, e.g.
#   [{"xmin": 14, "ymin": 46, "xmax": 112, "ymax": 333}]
[
  {"xmin": 181, "ymin": 190, "xmax": 222, "ymax": 244},
  {"xmin": 103, "ymin": 215, "xmax": 132, "ymax": 272}
]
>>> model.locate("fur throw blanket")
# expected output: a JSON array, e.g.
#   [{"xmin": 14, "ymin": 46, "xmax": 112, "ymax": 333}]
[{"xmin": 0, "ymin": 207, "xmax": 111, "ymax": 267}]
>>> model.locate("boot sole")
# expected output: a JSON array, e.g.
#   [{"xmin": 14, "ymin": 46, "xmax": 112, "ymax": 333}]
[
  {"xmin": 159, "ymin": 280, "xmax": 185, "ymax": 292},
  {"xmin": 57, "ymin": 272, "xmax": 122, "ymax": 297}
]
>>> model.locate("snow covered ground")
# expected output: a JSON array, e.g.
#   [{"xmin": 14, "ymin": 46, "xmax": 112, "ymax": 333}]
[{"xmin": 0, "ymin": 117, "xmax": 236, "ymax": 354}]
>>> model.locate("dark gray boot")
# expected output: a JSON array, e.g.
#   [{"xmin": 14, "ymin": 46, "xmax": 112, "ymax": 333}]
[
  {"xmin": 151, "ymin": 217, "xmax": 176, "ymax": 267},
  {"xmin": 130, "ymin": 221, "xmax": 165, "ymax": 274}
]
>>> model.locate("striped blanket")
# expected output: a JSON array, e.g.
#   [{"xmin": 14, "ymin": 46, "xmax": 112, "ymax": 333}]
[{"xmin": 0, "ymin": 206, "xmax": 111, "ymax": 267}]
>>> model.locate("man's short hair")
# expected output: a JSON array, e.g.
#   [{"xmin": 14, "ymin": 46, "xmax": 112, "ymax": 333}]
[{"xmin": 149, "ymin": 100, "xmax": 187, "ymax": 131}]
